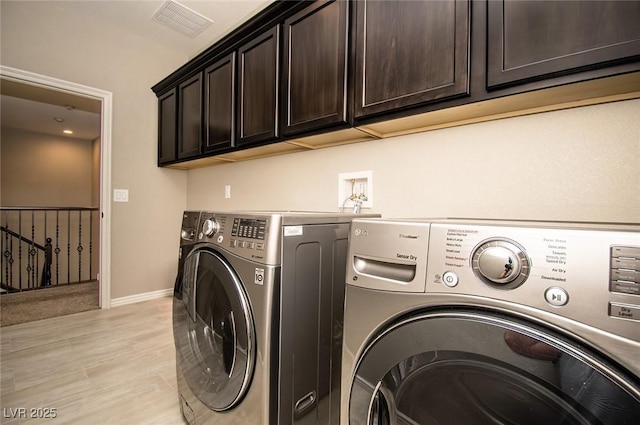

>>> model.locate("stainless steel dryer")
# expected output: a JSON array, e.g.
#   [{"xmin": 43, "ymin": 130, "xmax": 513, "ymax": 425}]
[
  {"xmin": 341, "ymin": 218, "xmax": 640, "ymax": 425},
  {"xmin": 173, "ymin": 211, "xmax": 378, "ymax": 425}
]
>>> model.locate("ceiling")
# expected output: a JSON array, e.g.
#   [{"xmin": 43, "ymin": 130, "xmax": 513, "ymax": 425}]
[
  {"xmin": 1, "ymin": 80, "xmax": 103, "ymax": 140},
  {"xmin": 0, "ymin": 0, "xmax": 273, "ymax": 141}
]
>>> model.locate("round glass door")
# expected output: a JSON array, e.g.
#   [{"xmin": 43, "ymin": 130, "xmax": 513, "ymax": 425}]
[
  {"xmin": 175, "ymin": 248, "xmax": 255, "ymax": 411},
  {"xmin": 351, "ymin": 311, "xmax": 640, "ymax": 425}
]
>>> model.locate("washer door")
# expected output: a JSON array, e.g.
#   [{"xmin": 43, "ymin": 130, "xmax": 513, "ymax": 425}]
[
  {"xmin": 350, "ymin": 311, "xmax": 640, "ymax": 425},
  {"xmin": 174, "ymin": 247, "xmax": 255, "ymax": 411}
]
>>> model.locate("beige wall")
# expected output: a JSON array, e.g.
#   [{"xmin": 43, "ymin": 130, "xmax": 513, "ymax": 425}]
[
  {"xmin": 187, "ymin": 99, "xmax": 640, "ymax": 224},
  {"xmin": 1, "ymin": 1, "xmax": 188, "ymax": 299},
  {"xmin": 1, "ymin": 127, "xmax": 93, "ymax": 207}
]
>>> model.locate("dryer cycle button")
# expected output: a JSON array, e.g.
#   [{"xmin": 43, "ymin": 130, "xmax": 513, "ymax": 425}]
[
  {"xmin": 609, "ymin": 302, "xmax": 640, "ymax": 321},
  {"xmin": 443, "ymin": 271, "xmax": 459, "ymax": 287},
  {"xmin": 545, "ymin": 287, "xmax": 569, "ymax": 307}
]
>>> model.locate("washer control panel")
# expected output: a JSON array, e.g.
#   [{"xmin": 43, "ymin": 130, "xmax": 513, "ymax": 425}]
[
  {"xmin": 194, "ymin": 212, "xmax": 282, "ymax": 265},
  {"xmin": 199, "ymin": 214, "xmax": 267, "ymax": 247},
  {"xmin": 425, "ymin": 220, "xmax": 640, "ymax": 341}
]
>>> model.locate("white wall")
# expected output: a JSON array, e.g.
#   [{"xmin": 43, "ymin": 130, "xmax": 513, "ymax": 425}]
[
  {"xmin": 1, "ymin": 1, "xmax": 188, "ymax": 298},
  {"xmin": 187, "ymin": 99, "xmax": 640, "ymax": 224}
]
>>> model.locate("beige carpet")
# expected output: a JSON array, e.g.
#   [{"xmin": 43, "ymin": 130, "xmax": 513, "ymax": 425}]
[{"xmin": 0, "ymin": 281, "xmax": 99, "ymax": 326}]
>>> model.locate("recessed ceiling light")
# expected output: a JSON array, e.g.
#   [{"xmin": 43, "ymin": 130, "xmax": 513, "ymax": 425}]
[
  {"xmin": 63, "ymin": 129, "xmax": 74, "ymax": 135},
  {"xmin": 53, "ymin": 117, "xmax": 65, "ymax": 123}
]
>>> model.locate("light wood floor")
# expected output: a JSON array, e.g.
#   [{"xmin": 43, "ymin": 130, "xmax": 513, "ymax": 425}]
[{"xmin": 1, "ymin": 296, "xmax": 186, "ymax": 424}]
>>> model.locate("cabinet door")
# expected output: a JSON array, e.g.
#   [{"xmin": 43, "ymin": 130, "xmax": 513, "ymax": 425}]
[
  {"xmin": 283, "ymin": 0, "xmax": 348, "ymax": 136},
  {"xmin": 204, "ymin": 53, "xmax": 235, "ymax": 154},
  {"xmin": 487, "ymin": 1, "xmax": 640, "ymax": 89},
  {"xmin": 354, "ymin": 0, "xmax": 470, "ymax": 118},
  {"xmin": 158, "ymin": 88, "xmax": 177, "ymax": 164},
  {"xmin": 238, "ymin": 25, "xmax": 279, "ymax": 147},
  {"xmin": 178, "ymin": 73, "xmax": 203, "ymax": 159}
]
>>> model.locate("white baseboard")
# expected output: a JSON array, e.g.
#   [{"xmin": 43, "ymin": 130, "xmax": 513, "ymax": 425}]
[{"xmin": 110, "ymin": 288, "xmax": 173, "ymax": 307}]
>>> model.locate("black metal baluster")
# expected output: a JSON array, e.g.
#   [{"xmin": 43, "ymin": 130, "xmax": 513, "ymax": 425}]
[
  {"xmin": 9, "ymin": 237, "xmax": 14, "ymax": 290},
  {"xmin": 89, "ymin": 209, "xmax": 93, "ymax": 280},
  {"xmin": 31, "ymin": 210, "xmax": 38, "ymax": 289},
  {"xmin": 2, "ymin": 211, "xmax": 13, "ymax": 291},
  {"xmin": 55, "ymin": 210, "xmax": 60, "ymax": 286},
  {"xmin": 1, "ymin": 211, "xmax": 3, "ymax": 286},
  {"xmin": 77, "ymin": 209, "xmax": 83, "ymax": 282},
  {"xmin": 28, "ymin": 210, "xmax": 33, "ymax": 288},
  {"xmin": 42, "ymin": 210, "xmax": 47, "ymax": 286},
  {"xmin": 42, "ymin": 238, "xmax": 52, "ymax": 287},
  {"xmin": 2, "ymin": 212, "xmax": 7, "ymax": 289},
  {"xmin": 67, "ymin": 210, "xmax": 71, "ymax": 285},
  {"xmin": 7, "ymin": 211, "xmax": 14, "ymax": 290},
  {"xmin": 18, "ymin": 211, "xmax": 23, "ymax": 291}
]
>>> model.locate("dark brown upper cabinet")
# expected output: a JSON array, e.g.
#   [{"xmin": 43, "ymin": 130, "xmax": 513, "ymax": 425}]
[
  {"xmin": 282, "ymin": 0, "xmax": 349, "ymax": 136},
  {"xmin": 487, "ymin": 0, "xmax": 640, "ymax": 89},
  {"xmin": 354, "ymin": 0, "xmax": 470, "ymax": 119},
  {"xmin": 204, "ymin": 53, "xmax": 235, "ymax": 154},
  {"xmin": 154, "ymin": 0, "xmax": 640, "ymax": 168},
  {"xmin": 177, "ymin": 73, "xmax": 203, "ymax": 159},
  {"xmin": 237, "ymin": 25, "xmax": 280, "ymax": 147},
  {"xmin": 157, "ymin": 88, "xmax": 177, "ymax": 164}
]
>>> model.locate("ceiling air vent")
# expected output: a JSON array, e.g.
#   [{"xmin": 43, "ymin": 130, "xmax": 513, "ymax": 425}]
[{"xmin": 151, "ymin": 0, "xmax": 212, "ymax": 38}]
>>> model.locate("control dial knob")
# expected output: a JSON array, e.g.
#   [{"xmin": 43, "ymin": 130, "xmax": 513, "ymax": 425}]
[
  {"xmin": 471, "ymin": 238, "xmax": 530, "ymax": 289},
  {"xmin": 202, "ymin": 218, "xmax": 220, "ymax": 238}
]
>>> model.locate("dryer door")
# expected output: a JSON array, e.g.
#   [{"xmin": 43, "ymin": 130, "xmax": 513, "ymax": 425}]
[
  {"xmin": 174, "ymin": 247, "xmax": 255, "ymax": 411},
  {"xmin": 350, "ymin": 311, "xmax": 640, "ymax": 425}
]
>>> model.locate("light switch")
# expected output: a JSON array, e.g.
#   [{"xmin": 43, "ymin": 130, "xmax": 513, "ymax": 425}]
[{"xmin": 114, "ymin": 189, "xmax": 129, "ymax": 202}]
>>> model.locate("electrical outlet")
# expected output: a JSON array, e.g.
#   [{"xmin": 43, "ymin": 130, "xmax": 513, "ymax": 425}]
[
  {"xmin": 225, "ymin": 185, "xmax": 231, "ymax": 199},
  {"xmin": 338, "ymin": 171, "xmax": 373, "ymax": 209}
]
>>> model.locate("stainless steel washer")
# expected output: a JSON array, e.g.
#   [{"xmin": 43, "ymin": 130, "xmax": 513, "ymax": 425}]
[
  {"xmin": 173, "ymin": 211, "xmax": 379, "ymax": 425},
  {"xmin": 341, "ymin": 218, "xmax": 640, "ymax": 425}
]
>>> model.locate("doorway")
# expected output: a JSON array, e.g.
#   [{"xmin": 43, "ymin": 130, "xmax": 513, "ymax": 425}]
[{"xmin": 0, "ymin": 65, "xmax": 112, "ymax": 315}]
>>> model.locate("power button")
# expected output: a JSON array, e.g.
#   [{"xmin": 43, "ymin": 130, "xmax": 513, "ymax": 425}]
[{"xmin": 443, "ymin": 271, "xmax": 459, "ymax": 287}]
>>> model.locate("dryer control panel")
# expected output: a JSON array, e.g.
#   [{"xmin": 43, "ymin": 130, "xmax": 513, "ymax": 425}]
[
  {"xmin": 425, "ymin": 220, "xmax": 640, "ymax": 342},
  {"xmin": 347, "ymin": 218, "xmax": 640, "ymax": 342}
]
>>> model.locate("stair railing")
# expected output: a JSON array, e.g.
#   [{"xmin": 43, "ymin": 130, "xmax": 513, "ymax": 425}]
[{"xmin": 1, "ymin": 207, "xmax": 98, "ymax": 292}]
